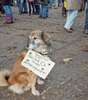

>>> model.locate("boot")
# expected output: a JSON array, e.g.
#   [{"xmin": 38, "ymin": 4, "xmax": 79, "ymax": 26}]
[{"xmin": 4, "ymin": 15, "xmax": 12, "ymax": 24}]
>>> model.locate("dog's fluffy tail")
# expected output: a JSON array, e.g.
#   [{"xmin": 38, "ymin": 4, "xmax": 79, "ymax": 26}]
[{"xmin": 0, "ymin": 69, "xmax": 11, "ymax": 86}]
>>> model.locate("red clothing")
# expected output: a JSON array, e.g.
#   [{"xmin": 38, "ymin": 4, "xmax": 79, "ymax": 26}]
[{"xmin": 29, "ymin": 0, "xmax": 34, "ymax": 2}]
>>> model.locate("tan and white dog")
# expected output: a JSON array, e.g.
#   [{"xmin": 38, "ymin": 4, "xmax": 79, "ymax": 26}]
[{"xmin": 0, "ymin": 30, "xmax": 52, "ymax": 96}]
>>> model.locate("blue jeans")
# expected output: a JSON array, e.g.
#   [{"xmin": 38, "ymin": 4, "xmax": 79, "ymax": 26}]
[
  {"xmin": 48, "ymin": 0, "xmax": 52, "ymax": 8},
  {"xmin": 39, "ymin": 4, "xmax": 48, "ymax": 18},
  {"xmin": 46, "ymin": 5, "xmax": 49, "ymax": 17},
  {"xmin": 19, "ymin": 0, "xmax": 28, "ymax": 14},
  {"xmin": 84, "ymin": 0, "xmax": 88, "ymax": 30},
  {"xmin": 58, "ymin": 0, "xmax": 62, "ymax": 7},
  {"xmin": 53, "ymin": 0, "xmax": 56, "ymax": 7},
  {"xmin": 16, "ymin": 0, "xmax": 20, "ymax": 7},
  {"xmin": 64, "ymin": 10, "xmax": 78, "ymax": 29},
  {"xmin": 28, "ymin": 1, "xmax": 34, "ymax": 14},
  {"xmin": 3, "ymin": 5, "xmax": 13, "ymax": 15}
]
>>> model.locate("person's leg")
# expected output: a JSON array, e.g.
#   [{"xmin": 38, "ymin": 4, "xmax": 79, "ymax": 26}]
[
  {"xmin": 65, "ymin": 10, "xmax": 71, "ymax": 24},
  {"xmin": 3, "ymin": 5, "xmax": 12, "ymax": 23},
  {"xmin": 42, "ymin": 5, "xmax": 47, "ymax": 18},
  {"xmin": 46, "ymin": 4, "xmax": 49, "ymax": 17},
  {"xmin": 31, "ymin": 2, "xmax": 35, "ymax": 14},
  {"xmin": 23, "ymin": 0, "xmax": 28, "ymax": 13},
  {"xmin": 3, "ymin": 5, "xmax": 11, "ymax": 15},
  {"xmin": 13, "ymin": 0, "xmax": 16, "ymax": 6},
  {"xmin": 58, "ymin": 0, "xmax": 62, "ymax": 7},
  {"xmin": 19, "ymin": 0, "xmax": 24, "ymax": 14},
  {"xmin": 9, "ymin": 5, "xmax": 13, "ymax": 22},
  {"xmin": 37, "ymin": 5, "xmax": 40, "ymax": 14},
  {"xmin": 53, "ymin": 0, "xmax": 56, "ymax": 7},
  {"xmin": 62, "ymin": 2, "xmax": 64, "ymax": 16},
  {"xmin": 60, "ymin": 0, "xmax": 62, "ymax": 6},
  {"xmin": 35, "ymin": 5, "xmax": 40, "ymax": 14},
  {"xmin": 16, "ymin": 0, "xmax": 20, "ymax": 7},
  {"xmin": 64, "ymin": 10, "xmax": 78, "ymax": 29},
  {"xmin": 39, "ymin": 4, "xmax": 43, "ymax": 17},
  {"xmin": 41, "ymin": 5, "xmax": 44, "ymax": 17},
  {"xmin": 35, "ymin": 5, "xmax": 37, "ymax": 14},
  {"xmin": 48, "ymin": 0, "xmax": 52, "ymax": 8},
  {"xmin": 9, "ymin": 6, "xmax": 13, "ymax": 15},
  {"xmin": 58, "ymin": 0, "xmax": 60, "ymax": 7},
  {"xmin": 28, "ymin": 1, "xmax": 31, "ymax": 15},
  {"xmin": 84, "ymin": 0, "xmax": 88, "ymax": 30}
]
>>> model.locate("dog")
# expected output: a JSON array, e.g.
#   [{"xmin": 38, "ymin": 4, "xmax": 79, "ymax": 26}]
[{"xmin": 0, "ymin": 30, "xmax": 52, "ymax": 96}]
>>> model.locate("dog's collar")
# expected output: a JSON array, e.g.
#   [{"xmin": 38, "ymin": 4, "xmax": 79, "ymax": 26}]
[{"xmin": 32, "ymin": 49, "xmax": 49, "ymax": 55}]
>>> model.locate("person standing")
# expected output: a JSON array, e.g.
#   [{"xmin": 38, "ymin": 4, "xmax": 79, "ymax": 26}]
[
  {"xmin": 48, "ymin": 0, "xmax": 52, "ymax": 8},
  {"xmin": 34, "ymin": 0, "xmax": 40, "ymax": 15},
  {"xmin": 62, "ymin": 0, "xmax": 67, "ymax": 17},
  {"xmin": 64, "ymin": 0, "xmax": 80, "ymax": 33},
  {"xmin": 58, "ymin": 0, "xmax": 62, "ymax": 7},
  {"xmin": 16, "ymin": 0, "xmax": 20, "ymax": 7},
  {"xmin": 23, "ymin": 0, "xmax": 28, "ymax": 13},
  {"xmin": 83, "ymin": 0, "xmax": 88, "ymax": 33},
  {"xmin": 1, "ymin": 0, "xmax": 13, "ymax": 24},
  {"xmin": 39, "ymin": 0, "xmax": 50, "ymax": 18},
  {"xmin": 28, "ymin": 0, "xmax": 35, "ymax": 15},
  {"xmin": 19, "ymin": 0, "xmax": 28, "ymax": 14}
]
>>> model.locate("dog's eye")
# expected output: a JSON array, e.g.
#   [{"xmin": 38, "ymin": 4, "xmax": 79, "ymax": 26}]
[{"xmin": 34, "ymin": 37, "xmax": 37, "ymax": 40}]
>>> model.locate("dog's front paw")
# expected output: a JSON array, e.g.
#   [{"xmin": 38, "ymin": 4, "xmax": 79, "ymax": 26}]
[
  {"xmin": 32, "ymin": 90, "xmax": 40, "ymax": 96},
  {"xmin": 37, "ymin": 79, "xmax": 44, "ymax": 85}
]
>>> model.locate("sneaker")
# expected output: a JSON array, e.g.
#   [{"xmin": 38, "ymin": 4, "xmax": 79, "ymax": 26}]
[
  {"xmin": 64, "ymin": 28, "xmax": 72, "ymax": 33},
  {"xmin": 4, "ymin": 21, "xmax": 12, "ymax": 24}
]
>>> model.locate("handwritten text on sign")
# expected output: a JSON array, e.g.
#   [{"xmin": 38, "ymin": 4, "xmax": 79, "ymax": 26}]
[{"xmin": 21, "ymin": 50, "xmax": 55, "ymax": 79}]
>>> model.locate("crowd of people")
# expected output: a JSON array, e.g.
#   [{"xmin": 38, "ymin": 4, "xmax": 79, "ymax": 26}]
[{"xmin": 0, "ymin": 0, "xmax": 88, "ymax": 34}]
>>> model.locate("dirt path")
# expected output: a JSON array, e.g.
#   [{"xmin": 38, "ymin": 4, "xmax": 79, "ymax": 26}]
[{"xmin": 0, "ymin": 6, "xmax": 88, "ymax": 100}]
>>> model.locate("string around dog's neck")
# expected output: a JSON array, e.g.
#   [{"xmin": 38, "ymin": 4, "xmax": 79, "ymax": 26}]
[{"xmin": 26, "ymin": 44, "xmax": 50, "ymax": 55}]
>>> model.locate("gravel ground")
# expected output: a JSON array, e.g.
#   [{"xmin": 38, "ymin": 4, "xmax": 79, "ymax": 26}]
[{"xmin": 0, "ymin": 6, "xmax": 88, "ymax": 100}]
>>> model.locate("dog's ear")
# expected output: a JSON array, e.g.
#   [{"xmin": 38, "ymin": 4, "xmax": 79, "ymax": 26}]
[{"xmin": 43, "ymin": 33, "xmax": 51, "ymax": 43}]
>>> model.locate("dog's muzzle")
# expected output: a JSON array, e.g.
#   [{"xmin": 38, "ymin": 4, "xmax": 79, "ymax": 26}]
[
  {"xmin": 27, "ymin": 42, "xmax": 40, "ymax": 49},
  {"xmin": 28, "ymin": 43, "xmax": 38, "ymax": 49}
]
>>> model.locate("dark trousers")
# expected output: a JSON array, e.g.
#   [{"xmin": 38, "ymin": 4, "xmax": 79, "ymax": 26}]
[
  {"xmin": 35, "ymin": 5, "xmax": 40, "ymax": 14},
  {"xmin": 62, "ymin": 2, "xmax": 67, "ymax": 17},
  {"xmin": 28, "ymin": 1, "xmax": 34, "ymax": 14}
]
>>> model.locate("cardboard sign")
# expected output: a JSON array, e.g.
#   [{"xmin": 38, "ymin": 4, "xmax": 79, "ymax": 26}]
[{"xmin": 21, "ymin": 50, "xmax": 55, "ymax": 79}]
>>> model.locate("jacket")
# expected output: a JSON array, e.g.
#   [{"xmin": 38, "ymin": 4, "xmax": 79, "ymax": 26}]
[
  {"xmin": 66, "ymin": 0, "xmax": 80, "ymax": 10},
  {"xmin": 39, "ymin": 0, "xmax": 50, "ymax": 5},
  {"xmin": 1, "ymin": 0, "xmax": 11, "ymax": 6}
]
